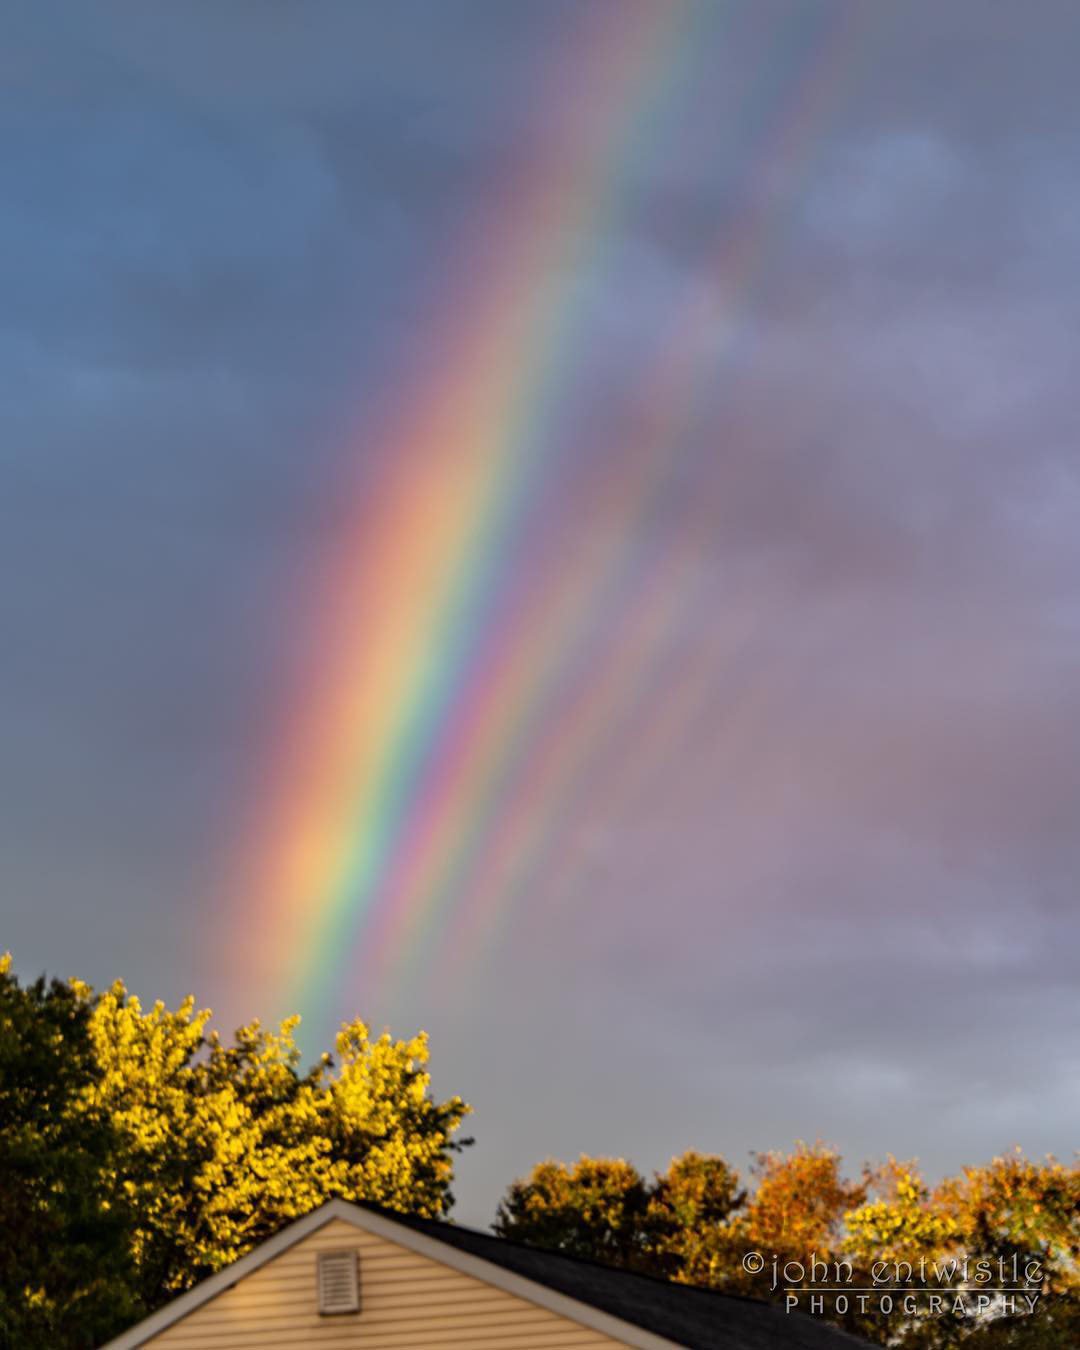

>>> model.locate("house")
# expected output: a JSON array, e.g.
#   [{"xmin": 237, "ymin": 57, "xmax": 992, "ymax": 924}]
[{"xmin": 101, "ymin": 1197, "xmax": 870, "ymax": 1349}]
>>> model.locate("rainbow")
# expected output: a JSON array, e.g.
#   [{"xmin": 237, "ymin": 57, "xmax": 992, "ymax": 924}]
[{"xmin": 223, "ymin": 1, "xmax": 876, "ymax": 1036}]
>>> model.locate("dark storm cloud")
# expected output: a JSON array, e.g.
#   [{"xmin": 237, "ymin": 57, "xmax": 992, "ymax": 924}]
[{"xmin": 2, "ymin": 1, "xmax": 1078, "ymax": 1223}]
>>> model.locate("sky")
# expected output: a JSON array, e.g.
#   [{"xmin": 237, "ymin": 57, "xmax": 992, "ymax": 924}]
[{"xmin": 2, "ymin": 0, "xmax": 1079, "ymax": 1227}]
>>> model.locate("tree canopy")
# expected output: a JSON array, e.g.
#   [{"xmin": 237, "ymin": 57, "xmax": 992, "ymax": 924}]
[
  {"xmin": 497, "ymin": 1143, "xmax": 1080, "ymax": 1349},
  {"xmin": 0, "ymin": 957, "xmax": 135, "ymax": 1348},
  {"xmin": 0, "ymin": 955, "xmax": 470, "ymax": 1349}
]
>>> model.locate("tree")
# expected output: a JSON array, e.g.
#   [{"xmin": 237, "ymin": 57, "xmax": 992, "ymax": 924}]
[
  {"xmin": 736, "ymin": 1140, "xmax": 866, "ymax": 1272},
  {"xmin": 845, "ymin": 1158, "xmax": 959, "ymax": 1268},
  {"xmin": 936, "ymin": 1151, "xmax": 1080, "ymax": 1296},
  {"xmin": 77, "ymin": 979, "xmax": 472, "ymax": 1310},
  {"xmin": 0, "ymin": 956, "xmax": 136, "ymax": 1349},
  {"xmin": 840, "ymin": 1159, "xmax": 963, "ymax": 1347},
  {"xmin": 645, "ymin": 1151, "xmax": 745, "ymax": 1285},
  {"xmin": 494, "ymin": 1150, "xmax": 746, "ymax": 1284},
  {"xmin": 494, "ymin": 1156, "xmax": 651, "ymax": 1268},
  {"xmin": 0, "ymin": 956, "xmax": 471, "ymax": 1347},
  {"xmin": 499, "ymin": 1140, "xmax": 1080, "ymax": 1349},
  {"xmin": 934, "ymin": 1152, "xmax": 1080, "ymax": 1350}
]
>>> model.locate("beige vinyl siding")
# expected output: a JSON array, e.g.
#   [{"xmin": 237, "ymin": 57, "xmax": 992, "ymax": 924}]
[{"xmin": 145, "ymin": 1219, "xmax": 629, "ymax": 1349}]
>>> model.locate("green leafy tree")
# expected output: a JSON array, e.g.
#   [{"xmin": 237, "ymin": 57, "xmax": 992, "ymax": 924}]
[
  {"xmin": 644, "ymin": 1151, "xmax": 745, "ymax": 1285},
  {"xmin": 495, "ymin": 1150, "xmax": 745, "ymax": 1284},
  {"xmin": 494, "ymin": 1156, "xmax": 651, "ymax": 1267},
  {"xmin": 0, "ymin": 956, "xmax": 136, "ymax": 1349}
]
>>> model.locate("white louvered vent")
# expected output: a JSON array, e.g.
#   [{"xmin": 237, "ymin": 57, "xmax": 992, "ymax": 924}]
[{"xmin": 317, "ymin": 1250, "xmax": 360, "ymax": 1315}]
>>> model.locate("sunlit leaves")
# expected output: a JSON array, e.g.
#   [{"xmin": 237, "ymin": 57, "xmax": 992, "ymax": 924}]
[{"xmin": 0, "ymin": 955, "xmax": 470, "ymax": 1347}]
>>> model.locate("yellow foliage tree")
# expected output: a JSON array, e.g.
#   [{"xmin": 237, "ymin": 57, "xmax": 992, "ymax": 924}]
[
  {"xmin": 73, "ymin": 978, "xmax": 470, "ymax": 1312},
  {"xmin": 735, "ymin": 1140, "xmax": 866, "ymax": 1269},
  {"xmin": 845, "ymin": 1158, "xmax": 959, "ymax": 1269}
]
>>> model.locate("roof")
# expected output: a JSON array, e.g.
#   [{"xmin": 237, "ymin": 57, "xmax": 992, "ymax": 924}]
[
  {"xmin": 387, "ymin": 1203, "xmax": 871, "ymax": 1350},
  {"xmin": 103, "ymin": 1197, "xmax": 872, "ymax": 1350}
]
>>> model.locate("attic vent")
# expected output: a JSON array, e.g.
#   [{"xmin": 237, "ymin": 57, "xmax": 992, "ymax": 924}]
[{"xmin": 317, "ymin": 1250, "xmax": 360, "ymax": 1316}]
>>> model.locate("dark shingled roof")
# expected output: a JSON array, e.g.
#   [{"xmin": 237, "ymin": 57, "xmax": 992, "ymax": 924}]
[{"xmin": 375, "ymin": 1204, "xmax": 872, "ymax": 1350}]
